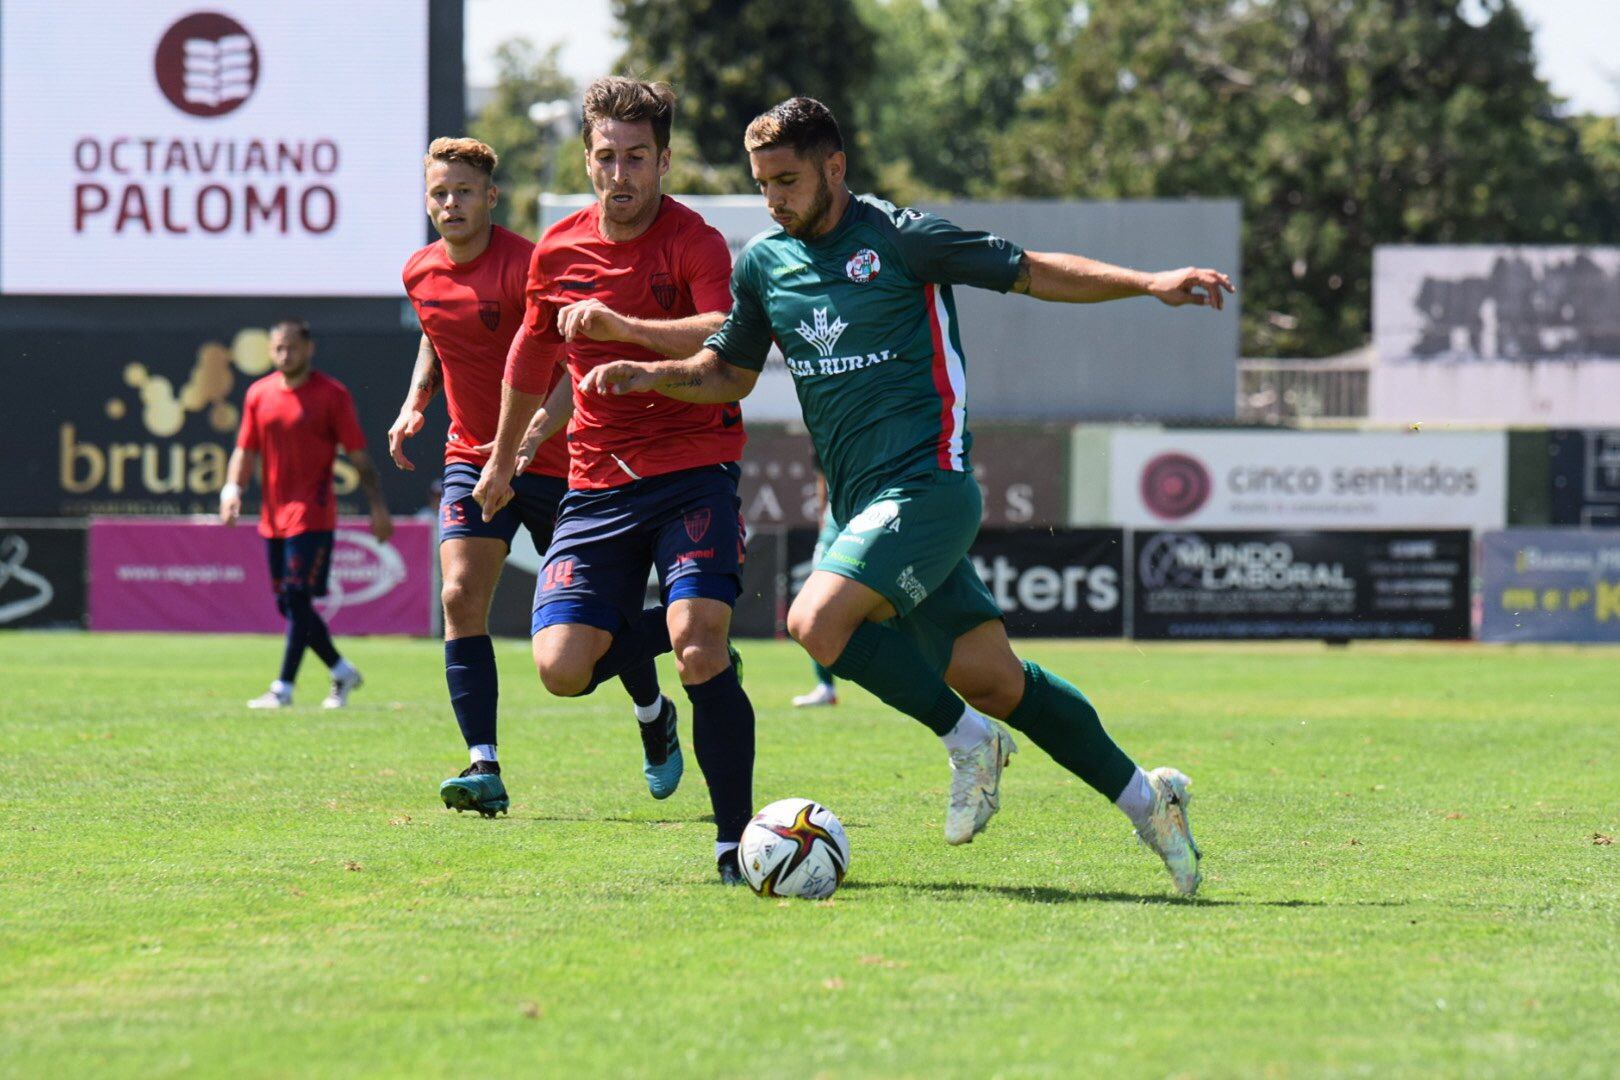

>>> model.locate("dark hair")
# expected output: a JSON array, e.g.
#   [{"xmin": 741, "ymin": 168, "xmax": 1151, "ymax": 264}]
[
  {"xmin": 581, "ymin": 77, "xmax": 676, "ymax": 152},
  {"xmin": 270, "ymin": 318, "xmax": 311, "ymax": 340},
  {"xmin": 744, "ymin": 96, "xmax": 843, "ymax": 160},
  {"xmin": 424, "ymin": 136, "xmax": 498, "ymax": 178}
]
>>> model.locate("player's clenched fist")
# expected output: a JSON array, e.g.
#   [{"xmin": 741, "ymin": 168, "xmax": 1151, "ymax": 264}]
[
  {"xmin": 557, "ymin": 297, "xmax": 629, "ymax": 343},
  {"xmin": 471, "ymin": 459, "xmax": 515, "ymax": 522},
  {"xmin": 578, "ymin": 361, "xmax": 659, "ymax": 396}
]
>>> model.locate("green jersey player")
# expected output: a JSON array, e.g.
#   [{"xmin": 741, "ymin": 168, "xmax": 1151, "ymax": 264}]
[{"xmin": 580, "ymin": 97, "xmax": 1233, "ymax": 896}]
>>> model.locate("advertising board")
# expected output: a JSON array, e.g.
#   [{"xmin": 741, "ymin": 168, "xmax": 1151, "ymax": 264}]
[
  {"xmin": 1132, "ymin": 529, "xmax": 1471, "ymax": 640},
  {"xmin": 1110, "ymin": 430, "xmax": 1506, "ymax": 529}
]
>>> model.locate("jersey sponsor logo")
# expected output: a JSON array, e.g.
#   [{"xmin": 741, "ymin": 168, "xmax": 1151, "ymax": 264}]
[
  {"xmin": 845, "ymin": 248, "xmax": 881, "ymax": 283},
  {"xmin": 556, "ymin": 279, "xmax": 597, "ymax": 292},
  {"xmin": 154, "ymin": 13, "xmax": 259, "ymax": 119},
  {"xmin": 986, "ymin": 234, "xmax": 1007, "ymax": 250},
  {"xmin": 794, "ymin": 307, "xmax": 849, "ymax": 359},
  {"xmin": 773, "ymin": 261, "xmax": 809, "ymax": 278},
  {"xmin": 684, "ymin": 508, "xmax": 712, "ymax": 543},
  {"xmin": 650, "ymin": 271, "xmax": 677, "ymax": 311},
  {"xmin": 418, "ymin": 299, "xmax": 444, "ymax": 308},
  {"xmin": 896, "ymin": 565, "xmax": 928, "ymax": 604},
  {"xmin": 846, "ymin": 499, "xmax": 901, "ymax": 535},
  {"xmin": 478, "ymin": 299, "xmax": 500, "ymax": 331}
]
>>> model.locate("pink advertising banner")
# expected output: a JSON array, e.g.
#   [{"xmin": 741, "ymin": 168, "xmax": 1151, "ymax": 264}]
[{"xmin": 89, "ymin": 518, "xmax": 435, "ymax": 635}]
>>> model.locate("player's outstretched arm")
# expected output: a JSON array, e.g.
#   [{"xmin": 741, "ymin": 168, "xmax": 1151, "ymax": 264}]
[
  {"xmin": 388, "ymin": 334, "xmax": 442, "ymax": 471},
  {"xmin": 1015, "ymin": 251, "xmax": 1234, "ymax": 309},
  {"xmin": 218, "ymin": 448, "xmax": 255, "ymax": 525},
  {"xmin": 556, "ymin": 298, "xmax": 728, "ymax": 359},
  {"xmin": 577, "ymin": 348, "xmax": 759, "ymax": 405}
]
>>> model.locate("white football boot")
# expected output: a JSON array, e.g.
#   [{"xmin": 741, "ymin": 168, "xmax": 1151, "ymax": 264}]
[
  {"xmin": 1136, "ymin": 767, "xmax": 1202, "ymax": 896},
  {"xmin": 321, "ymin": 666, "xmax": 363, "ymax": 709},
  {"xmin": 791, "ymin": 683, "xmax": 839, "ymax": 708},
  {"xmin": 944, "ymin": 721, "xmax": 1017, "ymax": 845},
  {"xmin": 247, "ymin": 685, "xmax": 291, "ymax": 709}
]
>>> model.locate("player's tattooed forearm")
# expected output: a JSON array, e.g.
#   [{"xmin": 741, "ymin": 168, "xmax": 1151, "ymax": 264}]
[
  {"xmin": 1012, "ymin": 253, "xmax": 1032, "ymax": 294},
  {"xmin": 666, "ymin": 376, "xmax": 702, "ymax": 389},
  {"xmin": 416, "ymin": 355, "xmax": 443, "ymax": 394}
]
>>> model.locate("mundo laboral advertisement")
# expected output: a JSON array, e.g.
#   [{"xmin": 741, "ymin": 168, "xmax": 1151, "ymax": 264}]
[
  {"xmin": 0, "ymin": 1, "xmax": 427, "ymax": 295},
  {"xmin": 89, "ymin": 518, "xmax": 434, "ymax": 635},
  {"xmin": 1110, "ymin": 431, "xmax": 1505, "ymax": 529},
  {"xmin": 1132, "ymin": 530, "xmax": 1471, "ymax": 640},
  {"xmin": 1480, "ymin": 530, "xmax": 1620, "ymax": 643}
]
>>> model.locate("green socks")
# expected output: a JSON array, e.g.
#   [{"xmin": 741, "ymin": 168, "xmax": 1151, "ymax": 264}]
[
  {"xmin": 1004, "ymin": 661, "xmax": 1136, "ymax": 801},
  {"xmin": 828, "ymin": 621, "xmax": 965, "ymax": 736}
]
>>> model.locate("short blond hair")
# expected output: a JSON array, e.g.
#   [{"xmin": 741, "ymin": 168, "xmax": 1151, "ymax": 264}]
[{"xmin": 424, "ymin": 137, "xmax": 498, "ymax": 178}]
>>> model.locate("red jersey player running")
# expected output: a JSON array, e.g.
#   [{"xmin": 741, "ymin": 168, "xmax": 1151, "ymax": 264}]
[
  {"xmin": 221, "ymin": 319, "xmax": 393, "ymax": 709},
  {"xmin": 395, "ymin": 137, "xmax": 670, "ymax": 819},
  {"xmin": 473, "ymin": 79, "xmax": 758, "ymax": 883}
]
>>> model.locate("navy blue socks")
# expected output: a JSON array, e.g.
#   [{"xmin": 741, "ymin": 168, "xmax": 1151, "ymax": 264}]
[
  {"xmin": 683, "ymin": 664, "xmax": 755, "ymax": 845},
  {"xmin": 445, "ymin": 635, "xmax": 499, "ymax": 749}
]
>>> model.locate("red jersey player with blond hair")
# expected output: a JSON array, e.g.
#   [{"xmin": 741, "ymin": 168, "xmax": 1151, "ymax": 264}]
[
  {"xmin": 394, "ymin": 137, "xmax": 669, "ymax": 819},
  {"xmin": 473, "ymin": 78, "xmax": 757, "ymax": 884}
]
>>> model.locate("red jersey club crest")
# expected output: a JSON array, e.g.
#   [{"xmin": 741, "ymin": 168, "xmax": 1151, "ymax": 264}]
[{"xmin": 478, "ymin": 300, "xmax": 501, "ymax": 331}]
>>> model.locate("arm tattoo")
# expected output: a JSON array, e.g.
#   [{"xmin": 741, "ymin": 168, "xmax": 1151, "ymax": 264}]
[
  {"xmin": 1011, "ymin": 253, "xmax": 1032, "ymax": 295},
  {"xmin": 666, "ymin": 376, "xmax": 703, "ymax": 389},
  {"xmin": 415, "ymin": 354, "xmax": 442, "ymax": 394}
]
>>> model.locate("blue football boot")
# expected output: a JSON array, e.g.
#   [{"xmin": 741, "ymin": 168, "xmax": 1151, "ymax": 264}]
[
  {"xmin": 640, "ymin": 696, "xmax": 684, "ymax": 800},
  {"xmin": 439, "ymin": 760, "xmax": 509, "ymax": 818}
]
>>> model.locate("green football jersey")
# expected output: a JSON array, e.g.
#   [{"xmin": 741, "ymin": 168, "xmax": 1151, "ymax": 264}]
[{"xmin": 707, "ymin": 194, "xmax": 1024, "ymax": 521}]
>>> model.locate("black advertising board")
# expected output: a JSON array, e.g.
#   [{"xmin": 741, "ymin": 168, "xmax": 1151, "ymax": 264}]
[
  {"xmin": 0, "ymin": 520, "xmax": 87, "ymax": 629},
  {"xmin": 0, "ymin": 299, "xmax": 443, "ymax": 518},
  {"xmin": 1132, "ymin": 530, "xmax": 1471, "ymax": 640},
  {"xmin": 784, "ymin": 526, "xmax": 1124, "ymax": 638},
  {"xmin": 1548, "ymin": 429, "xmax": 1620, "ymax": 527}
]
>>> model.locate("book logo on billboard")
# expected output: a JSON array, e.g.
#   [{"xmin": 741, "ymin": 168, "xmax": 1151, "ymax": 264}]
[
  {"xmin": 155, "ymin": 13, "xmax": 260, "ymax": 118},
  {"xmin": 1140, "ymin": 452, "xmax": 1211, "ymax": 520}
]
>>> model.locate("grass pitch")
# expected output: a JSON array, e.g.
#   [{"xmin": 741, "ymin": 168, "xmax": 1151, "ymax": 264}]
[{"xmin": 1, "ymin": 633, "xmax": 1616, "ymax": 1078}]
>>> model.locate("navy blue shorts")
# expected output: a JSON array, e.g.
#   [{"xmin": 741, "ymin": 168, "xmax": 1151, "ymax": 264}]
[
  {"xmin": 439, "ymin": 462, "xmax": 567, "ymax": 550},
  {"xmin": 267, "ymin": 530, "xmax": 333, "ymax": 598},
  {"xmin": 532, "ymin": 463, "xmax": 746, "ymax": 635}
]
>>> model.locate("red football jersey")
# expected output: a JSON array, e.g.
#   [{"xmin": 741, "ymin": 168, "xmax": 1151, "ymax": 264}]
[
  {"xmin": 236, "ymin": 371, "xmax": 367, "ymax": 539},
  {"xmin": 403, "ymin": 225, "xmax": 567, "ymax": 477},
  {"xmin": 505, "ymin": 196, "xmax": 742, "ymax": 490}
]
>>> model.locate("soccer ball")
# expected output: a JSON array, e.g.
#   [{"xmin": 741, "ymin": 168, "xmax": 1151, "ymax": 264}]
[{"xmin": 738, "ymin": 798, "xmax": 850, "ymax": 900}]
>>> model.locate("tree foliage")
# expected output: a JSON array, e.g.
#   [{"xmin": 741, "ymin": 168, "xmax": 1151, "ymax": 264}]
[
  {"xmin": 613, "ymin": 0, "xmax": 879, "ymax": 191},
  {"xmin": 467, "ymin": 40, "xmax": 582, "ymax": 238},
  {"xmin": 470, "ymin": 1, "xmax": 1620, "ymax": 354},
  {"xmin": 993, "ymin": 0, "xmax": 1619, "ymax": 355}
]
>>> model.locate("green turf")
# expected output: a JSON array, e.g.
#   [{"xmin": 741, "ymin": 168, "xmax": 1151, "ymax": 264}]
[{"xmin": 1, "ymin": 633, "xmax": 1616, "ymax": 1078}]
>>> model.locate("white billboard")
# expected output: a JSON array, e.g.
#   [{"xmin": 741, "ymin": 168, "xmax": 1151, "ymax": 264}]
[
  {"xmin": 0, "ymin": 1, "xmax": 428, "ymax": 296},
  {"xmin": 1109, "ymin": 430, "xmax": 1506, "ymax": 529}
]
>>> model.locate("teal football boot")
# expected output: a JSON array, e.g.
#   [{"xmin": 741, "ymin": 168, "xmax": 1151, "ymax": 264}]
[
  {"xmin": 640, "ymin": 696, "xmax": 684, "ymax": 800},
  {"xmin": 440, "ymin": 761, "xmax": 509, "ymax": 818}
]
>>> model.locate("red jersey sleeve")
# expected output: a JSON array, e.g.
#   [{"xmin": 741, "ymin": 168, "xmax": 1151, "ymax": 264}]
[
  {"xmin": 505, "ymin": 242, "xmax": 565, "ymax": 395},
  {"xmin": 236, "ymin": 385, "xmax": 262, "ymax": 451},
  {"xmin": 331, "ymin": 384, "xmax": 367, "ymax": 452},
  {"xmin": 682, "ymin": 223, "xmax": 735, "ymax": 315}
]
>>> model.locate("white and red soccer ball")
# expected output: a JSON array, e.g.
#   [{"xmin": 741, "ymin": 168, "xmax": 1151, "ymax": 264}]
[{"xmin": 738, "ymin": 798, "xmax": 850, "ymax": 900}]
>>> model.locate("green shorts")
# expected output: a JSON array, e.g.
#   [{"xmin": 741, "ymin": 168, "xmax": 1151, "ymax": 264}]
[{"xmin": 817, "ymin": 470, "xmax": 1003, "ymax": 672}]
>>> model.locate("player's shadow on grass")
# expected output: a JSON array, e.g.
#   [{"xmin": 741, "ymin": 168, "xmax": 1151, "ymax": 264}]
[{"xmin": 838, "ymin": 881, "xmax": 1396, "ymax": 908}]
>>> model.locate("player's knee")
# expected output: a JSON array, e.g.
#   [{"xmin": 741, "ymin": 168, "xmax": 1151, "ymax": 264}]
[
  {"xmin": 439, "ymin": 578, "xmax": 484, "ymax": 633},
  {"xmin": 536, "ymin": 656, "xmax": 591, "ymax": 698},
  {"xmin": 531, "ymin": 635, "xmax": 593, "ymax": 697},
  {"xmin": 786, "ymin": 601, "xmax": 851, "ymax": 668},
  {"xmin": 673, "ymin": 639, "xmax": 729, "ymax": 684}
]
